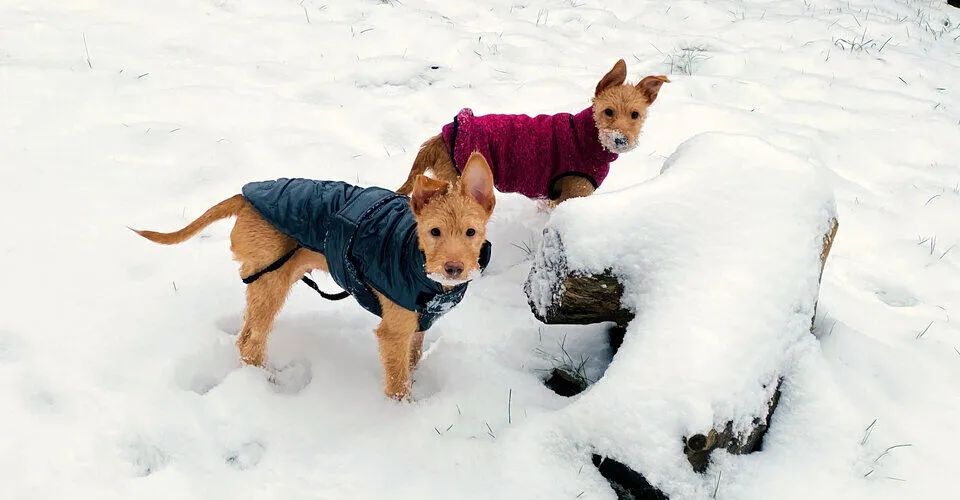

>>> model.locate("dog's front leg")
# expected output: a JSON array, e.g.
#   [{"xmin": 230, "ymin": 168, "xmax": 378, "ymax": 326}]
[
  {"xmin": 374, "ymin": 291, "xmax": 420, "ymax": 400},
  {"xmin": 409, "ymin": 331, "xmax": 425, "ymax": 370},
  {"xmin": 550, "ymin": 175, "xmax": 597, "ymax": 207}
]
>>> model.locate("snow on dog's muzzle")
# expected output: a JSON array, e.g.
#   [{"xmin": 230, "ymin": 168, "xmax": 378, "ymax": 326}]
[
  {"xmin": 599, "ymin": 129, "xmax": 635, "ymax": 153},
  {"xmin": 428, "ymin": 268, "xmax": 482, "ymax": 286}
]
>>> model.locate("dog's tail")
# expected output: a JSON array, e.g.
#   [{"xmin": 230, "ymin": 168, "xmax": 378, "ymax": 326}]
[{"xmin": 131, "ymin": 194, "xmax": 245, "ymax": 245}]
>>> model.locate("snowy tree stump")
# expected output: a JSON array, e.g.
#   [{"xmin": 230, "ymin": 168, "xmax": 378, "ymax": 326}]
[
  {"xmin": 526, "ymin": 218, "xmax": 837, "ymax": 473},
  {"xmin": 523, "ymin": 133, "xmax": 840, "ymax": 490}
]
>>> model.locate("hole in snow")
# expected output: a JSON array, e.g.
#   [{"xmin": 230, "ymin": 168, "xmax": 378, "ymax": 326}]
[
  {"xmin": 874, "ymin": 288, "xmax": 919, "ymax": 308},
  {"xmin": 266, "ymin": 358, "xmax": 314, "ymax": 395},
  {"xmin": 121, "ymin": 438, "xmax": 170, "ymax": 478},
  {"xmin": 215, "ymin": 314, "xmax": 243, "ymax": 335},
  {"xmin": 225, "ymin": 441, "xmax": 267, "ymax": 471},
  {"xmin": 173, "ymin": 341, "xmax": 242, "ymax": 395},
  {"xmin": 537, "ymin": 324, "xmax": 621, "ymax": 397}
]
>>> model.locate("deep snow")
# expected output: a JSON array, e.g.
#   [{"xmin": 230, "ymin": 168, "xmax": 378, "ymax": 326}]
[
  {"xmin": 1, "ymin": 0, "xmax": 959, "ymax": 499},
  {"xmin": 530, "ymin": 131, "xmax": 839, "ymax": 497}
]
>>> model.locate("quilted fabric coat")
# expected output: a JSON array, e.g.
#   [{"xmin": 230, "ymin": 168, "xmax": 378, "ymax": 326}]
[
  {"xmin": 441, "ymin": 106, "xmax": 618, "ymax": 199},
  {"xmin": 242, "ymin": 178, "xmax": 491, "ymax": 331}
]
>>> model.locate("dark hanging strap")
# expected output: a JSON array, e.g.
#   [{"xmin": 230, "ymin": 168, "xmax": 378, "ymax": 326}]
[
  {"xmin": 241, "ymin": 245, "xmax": 351, "ymax": 301},
  {"xmin": 241, "ymin": 246, "xmax": 299, "ymax": 285},
  {"xmin": 299, "ymin": 275, "xmax": 350, "ymax": 301}
]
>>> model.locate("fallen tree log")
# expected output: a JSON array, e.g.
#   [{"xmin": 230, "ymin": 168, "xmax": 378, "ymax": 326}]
[
  {"xmin": 521, "ymin": 132, "xmax": 840, "ymax": 498},
  {"xmin": 526, "ymin": 218, "xmax": 837, "ymax": 475}
]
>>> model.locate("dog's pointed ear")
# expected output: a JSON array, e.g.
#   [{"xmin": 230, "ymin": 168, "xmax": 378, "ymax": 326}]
[
  {"xmin": 637, "ymin": 75, "xmax": 670, "ymax": 104},
  {"xmin": 410, "ymin": 175, "xmax": 449, "ymax": 215},
  {"xmin": 460, "ymin": 152, "xmax": 496, "ymax": 215},
  {"xmin": 595, "ymin": 59, "xmax": 627, "ymax": 97}
]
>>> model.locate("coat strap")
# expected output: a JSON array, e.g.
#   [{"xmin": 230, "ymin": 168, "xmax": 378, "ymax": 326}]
[{"xmin": 241, "ymin": 245, "xmax": 350, "ymax": 301}]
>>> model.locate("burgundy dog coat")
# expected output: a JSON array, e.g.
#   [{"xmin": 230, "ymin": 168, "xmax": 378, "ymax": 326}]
[{"xmin": 441, "ymin": 107, "xmax": 618, "ymax": 200}]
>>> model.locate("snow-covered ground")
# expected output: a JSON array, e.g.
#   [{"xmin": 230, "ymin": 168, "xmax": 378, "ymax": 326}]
[{"xmin": 1, "ymin": 0, "xmax": 958, "ymax": 498}]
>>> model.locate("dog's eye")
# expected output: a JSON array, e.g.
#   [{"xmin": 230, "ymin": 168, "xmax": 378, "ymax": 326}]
[
  {"xmin": 466, "ymin": 228, "xmax": 476, "ymax": 237},
  {"xmin": 631, "ymin": 111, "xmax": 640, "ymax": 119},
  {"xmin": 604, "ymin": 108, "xmax": 614, "ymax": 117},
  {"xmin": 430, "ymin": 228, "xmax": 441, "ymax": 237}
]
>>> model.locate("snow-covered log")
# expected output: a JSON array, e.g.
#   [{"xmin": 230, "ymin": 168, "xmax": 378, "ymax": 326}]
[
  {"xmin": 530, "ymin": 216, "xmax": 835, "ymax": 474},
  {"xmin": 523, "ymin": 132, "xmax": 839, "ymax": 493},
  {"xmin": 525, "ymin": 213, "xmax": 837, "ymax": 332}
]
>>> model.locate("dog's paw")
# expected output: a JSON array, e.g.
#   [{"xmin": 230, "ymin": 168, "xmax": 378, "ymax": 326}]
[
  {"xmin": 386, "ymin": 392, "xmax": 414, "ymax": 403},
  {"xmin": 266, "ymin": 358, "xmax": 313, "ymax": 395},
  {"xmin": 383, "ymin": 379, "xmax": 414, "ymax": 402},
  {"xmin": 225, "ymin": 441, "xmax": 267, "ymax": 471}
]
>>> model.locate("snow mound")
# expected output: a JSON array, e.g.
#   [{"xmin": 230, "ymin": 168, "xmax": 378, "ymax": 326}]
[{"xmin": 532, "ymin": 132, "xmax": 836, "ymax": 497}]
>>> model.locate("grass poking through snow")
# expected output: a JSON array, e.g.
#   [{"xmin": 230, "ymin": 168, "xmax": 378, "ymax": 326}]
[
  {"xmin": 82, "ymin": 33, "xmax": 92, "ymax": 69},
  {"xmin": 651, "ymin": 44, "xmax": 711, "ymax": 75},
  {"xmin": 511, "ymin": 239, "xmax": 536, "ymax": 259},
  {"xmin": 915, "ymin": 320, "xmax": 934, "ymax": 339},
  {"xmin": 535, "ymin": 333, "xmax": 593, "ymax": 388}
]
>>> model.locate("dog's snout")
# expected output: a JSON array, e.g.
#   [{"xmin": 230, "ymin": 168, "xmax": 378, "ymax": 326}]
[{"xmin": 444, "ymin": 261, "xmax": 464, "ymax": 277}]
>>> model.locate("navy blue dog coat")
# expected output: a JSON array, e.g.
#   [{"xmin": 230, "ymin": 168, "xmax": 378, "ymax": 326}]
[{"xmin": 241, "ymin": 178, "xmax": 491, "ymax": 332}]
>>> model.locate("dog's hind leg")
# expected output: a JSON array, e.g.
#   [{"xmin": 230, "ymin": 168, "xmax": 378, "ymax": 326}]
[
  {"xmin": 397, "ymin": 162, "xmax": 428, "ymax": 196},
  {"xmin": 237, "ymin": 249, "xmax": 328, "ymax": 366},
  {"xmin": 233, "ymin": 216, "xmax": 329, "ymax": 367},
  {"xmin": 237, "ymin": 269, "xmax": 297, "ymax": 367},
  {"xmin": 398, "ymin": 135, "xmax": 459, "ymax": 194},
  {"xmin": 429, "ymin": 155, "xmax": 461, "ymax": 188}
]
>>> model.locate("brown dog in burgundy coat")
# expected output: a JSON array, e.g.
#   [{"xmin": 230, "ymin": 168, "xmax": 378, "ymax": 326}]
[{"xmin": 397, "ymin": 59, "xmax": 669, "ymax": 206}]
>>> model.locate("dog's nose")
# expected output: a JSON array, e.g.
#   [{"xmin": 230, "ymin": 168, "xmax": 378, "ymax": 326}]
[
  {"xmin": 444, "ymin": 261, "xmax": 464, "ymax": 277},
  {"xmin": 614, "ymin": 136, "xmax": 628, "ymax": 147}
]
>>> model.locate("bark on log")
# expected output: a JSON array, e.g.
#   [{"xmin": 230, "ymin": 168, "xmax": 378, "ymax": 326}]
[
  {"xmin": 593, "ymin": 454, "xmax": 669, "ymax": 500},
  {"xmin": 523, "ymin": 230, "xmax": 634, "ymax": 327},
  {"xmin": 683, "ymin": 379, "xmax": 783, "ymax": 473},
  {"xmin": 532, "ymin": 269, "xmax": 633, "ymax": 325}
]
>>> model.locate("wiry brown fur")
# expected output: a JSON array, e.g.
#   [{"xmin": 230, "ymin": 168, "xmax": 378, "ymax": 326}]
[
  {"xmin": 397, "ymin": 59, "xmax": 669, "ymax": 206},
  {"xmin": 132, "ymin": 153, "xmax": 496, "ymax": 400}
]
